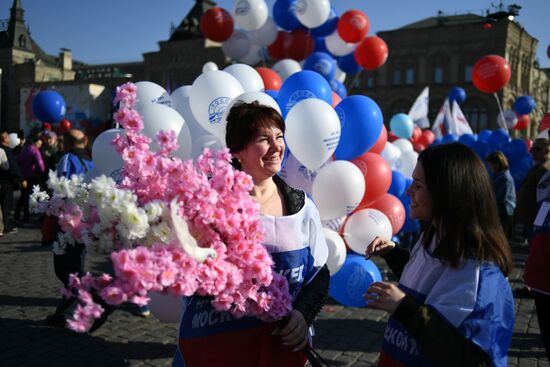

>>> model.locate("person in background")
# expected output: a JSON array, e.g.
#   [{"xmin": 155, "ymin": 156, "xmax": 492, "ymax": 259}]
[
  {"xmin": 173, "ymin": 101, "xmax": 330, "ymax": 367},
  {"xmin": 15, "ymin": 134, "xmax": 46, "ymax": 224},
  {"xmin": 12, "ymin": 129, "xmax": 26, "ymax": 156},
  {"xmin": 0, "ymin": 147, "xmax": 9, "ymax": 236},
  {"xmin": 486, "ymin": 151, "xmax": 516, "ymax": 237},
  {"xmin": 523, "ymin": 169, "xmax": 550, "ymax": 361},
  {"xmin": 517, "ymin": 137, "xmax": 550, "ymax": 241},
  {"xmin": 40, "ymin": 130, "xmax": 62, "ymax": 174},
  {"xmin": 0, "ymin": 130, "xmax": 26, "ymax": 234},
  {"xmin": 364, "ymin": 143, "xmax": 514, "ymax": 367}
]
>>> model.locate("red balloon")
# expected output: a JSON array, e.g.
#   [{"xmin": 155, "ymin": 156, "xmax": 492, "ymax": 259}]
[
  {"xmin": 368, "ymin": 124, "xmax": 387, "ymax": 154},
  {"xmin": 267, "ymin": 31, "xmax": 292, "ymax": 60},
  {"xmin": 365, "ymin": 193, "xmax": 405, "ymax": 235},
  {"xmin": 58, "ymin": 119, "xmax": 71, "ymax": 133},
  {"xmin": 411, "ymin": 127, "xmax": 422, "ymax": 142},
  {"xmin": 352, "ymin": 152, "xmax": 392, "ymax": 207},
  {"xmin": 413, "ymin": 143, "xmax": 426, "ymax": 152},
  {"xmin": 539, "ymin": 113, "xmax": 550, "ymax": 132},
  {"xmin": 331, "ymin": 91, "xmax": 342, "ymax": 108},
  {"xmin": 200, "ymin": 7, "xmax": 234, "ymax": 42},
  {"xmin": 286, "ymin": 29, "xmax": 314, "ymax": 61},
  {"xmin": 337, "ymin": 10, "xmax": 370, "ymax": 43},
  {"xmin": 514, "ymin": 114, "xmax": 530, "ymax": 130},
  {"xmin": 255, "ymin": 67, "xmax": 282, "ymax": 91},
  {"xmin": 354, "ymin": 36, "xmax": 388, "ymax": 70},
  {"xmin": 472, "ymin": 55, "xmax": 511, "ymax": 94},
  {"xmin": 417, "ymin": 129, "xmax": 435, "ymax": 146}
]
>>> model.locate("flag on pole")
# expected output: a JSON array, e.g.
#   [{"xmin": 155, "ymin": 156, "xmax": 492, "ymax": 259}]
[
  {"xmin": 450, "ymin": 100, "xmax": 473, "ymax": 136},
  {"xmin": 408, "ymin": 86, "xmax": 430, "ymax": 128},
  {"xmin": 431, "ymin": 99, "xmax": 451, "ymax": 139}
]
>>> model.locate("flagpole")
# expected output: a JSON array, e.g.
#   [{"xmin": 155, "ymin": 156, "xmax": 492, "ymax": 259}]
[{"xmin": 493, "ymin": 92, "xmax": 507, "ymax": 130}]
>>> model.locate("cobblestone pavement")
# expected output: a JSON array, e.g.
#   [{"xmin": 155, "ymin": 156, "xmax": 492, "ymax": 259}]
[{"xmin": 0, "ymin": 223, "xmax": 547, "ymax": 367}]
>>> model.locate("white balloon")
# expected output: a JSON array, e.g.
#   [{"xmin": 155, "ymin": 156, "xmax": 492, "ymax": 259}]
[
  {"xmin": 497, "ymin": 109, "xmax": 518, "ymax": 129},
  {"xmin": 395, "ymin": 150, "xmax": 418, "ymax": 178},
  {"xmin": 322, "ymin": 228, "xmax": 347, "ymax": 275},
  {"xmin": 312, "ymin": 160, "xmax": 365, "ymax": 220},
  {"xmin": 285, "ymin": 99, "xmax": 341, "ymax": 171},
  {"xmin": 147, "ymin": 292, "xmax": 183, "ymax": 323},
  {"xmin": 294, "ymin": 0, "xmax": 331, "ymax": 28},
  {"xmin": 237, "ymin": 43, "xmax": 266, "ymax": 66},
  {"xmin": 139, "ymin": 104, "xmax": 185, "ymax": 151},
  {"xmin": 171, "ymin": 85, "xmax": 209, "ymax": 140},
  {"xmin": 233, "ymin": 0, "xmax": 269, "ymax": 31},
  {"xmin": 279, "ymin": 152, "xmax": 329, "ymax": 195},
  {"xmin": 321, "ymin": 216, "xmax": 346, "ymax": 232},
  {"xmin": 135, "ymin": 81, "xmax": 172, "ymax": 109},
  {"xmin": 392, "ymin": 138, "xmax": 414, "ymax": 153},
  {"xmin": 334, "ymin": 66, "xmax": 346, "ymax": 83},
  {"xmin": 272, "ymin": 59, "xmax": 302, "ymax": 81},
  {"xmin": 380, "ymin": 141, "xmax": 402, "ymax": 169},
  {"xmin": 92, "ymin": 128, "xmax": 125, "ymax": 179},
  {"xmin": 202, "ymin": 62, "xmax": 218, "ymax": 73},
  {"xmin": 189, "ymin": 70, "xmax": 244, "ymax": 141},
  {"xmin": 325, "ymin": 31, "xmax": 357, "ymax": 57},
  {"xmin": 250, "ymin": 16, "xmax": 278, "ymax": 47},
  {"xmin": 222, "ymin": 30, "xmax": 252, "ymax": 60},
  {"xmin": 224, "ymin": 63, "xmax": 264, "ymax": 92},
  {"xmin": 191, "ymin": 133, "xmax": 226, "ymax": 160},
  {"xmin": 344, "ymin": 208, "xmax": 393, "ymax": 255},
  {"xmin": 8, "ymin": 133, "xmax": 19, "ymax": 149},
  {"xmin": 172, "ymin": 122, "xmax": 192, "ymax": 161}
]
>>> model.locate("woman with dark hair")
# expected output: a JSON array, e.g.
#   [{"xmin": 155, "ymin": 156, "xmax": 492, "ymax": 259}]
[
  {"xmin": 486, "ymin": 150, "xmax": 516, "ymax": 237},
  {"xmin": 364, "ymin": 143, "xmax": 514, "ymax": 367},
  {"xmin": 15, "ymin": 133, "xmax": 45, "ymax": 223},
  {"xmin": 174, "ymin": 101, "xmax": 330, "ymax": 367}
]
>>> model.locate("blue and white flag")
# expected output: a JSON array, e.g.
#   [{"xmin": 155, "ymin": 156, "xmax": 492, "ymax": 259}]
[
  {"xmin": 450, "ymin": 100, "xmax": 473, "ymax": 136},
  {"xmin": 431, "ymin": 98, "xmax": 452, "ymax": 139},
  {"xmin": 408, "ymin": 86, "xmax": 430, "ymax": 129}
]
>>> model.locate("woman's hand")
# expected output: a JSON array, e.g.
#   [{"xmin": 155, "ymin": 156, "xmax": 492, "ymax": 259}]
[
  {"xmin": 274, "ymin": 309, "xmax": 309, "ymax": 351},
  {"xmin": 365, "ymin": 236, "xmax": 396, "ymax": 259},
  {"xmin": 364, "ymin": 282, "xmax": 406, "ymax": 313}
]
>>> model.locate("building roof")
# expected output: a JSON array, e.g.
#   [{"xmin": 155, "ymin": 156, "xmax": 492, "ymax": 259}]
[
  {"xmin": 397, "ymin": 13, "xmax": 486, "ymax": 30},
  {"xmin": 169, "ymin": 0, "xmax": 217, "ymax": 42}
]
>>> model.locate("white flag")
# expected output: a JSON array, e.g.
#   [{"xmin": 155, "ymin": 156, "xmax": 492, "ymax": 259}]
[
  {"xmin": 450, "ymin": 100, "xmax": 473, "ymax": 136},
  {"xmin": 408, "ymin": 86, "xmax": 430, "ymax": 129},
  {"xmin": 431, "ymin": 99, "xmax": 451, "ymax": 140}
]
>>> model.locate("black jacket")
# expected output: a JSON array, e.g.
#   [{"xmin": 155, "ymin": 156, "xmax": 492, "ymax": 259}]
[{"xmin": 0, "ymin": 144, "xmax": 23, "ymax": 183}]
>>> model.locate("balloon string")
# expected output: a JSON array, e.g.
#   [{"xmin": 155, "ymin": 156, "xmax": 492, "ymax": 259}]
[{"xmin": 493, "ymin": 92, "xmax": 507, "ymax": 130}]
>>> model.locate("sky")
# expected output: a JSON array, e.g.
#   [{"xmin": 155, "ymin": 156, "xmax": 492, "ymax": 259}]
[{"xmin": 1, "ymin": 0, "xmax": 548, "ymax": 67}]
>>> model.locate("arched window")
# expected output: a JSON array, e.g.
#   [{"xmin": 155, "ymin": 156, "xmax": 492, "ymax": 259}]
[{"xmin": 18, "ymin": 34, "xmax": 26, "ymax": 48}]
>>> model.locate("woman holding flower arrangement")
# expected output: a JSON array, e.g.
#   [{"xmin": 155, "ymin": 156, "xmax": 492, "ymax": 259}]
[{"xmin": 174, "ymin": 101, "xmax": 330, "ymax": 367}]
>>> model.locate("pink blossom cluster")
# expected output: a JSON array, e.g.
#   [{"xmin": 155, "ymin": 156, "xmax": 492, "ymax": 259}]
[{"xmin": 60, "ymin": 82, "xmax": 292, "ymax": 332}]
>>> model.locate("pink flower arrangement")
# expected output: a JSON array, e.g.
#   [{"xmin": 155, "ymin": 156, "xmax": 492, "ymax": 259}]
[{"xmin": 34, "ymin": 82, "xmax": 292, "ymax": 332}]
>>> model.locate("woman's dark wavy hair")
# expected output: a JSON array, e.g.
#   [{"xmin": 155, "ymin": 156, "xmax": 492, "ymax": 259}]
[
  {"xmin": 418, "ymin": 143, "xmax": 512, "ymax": 275},
  {"xmin": 225, "ymin": 101, "xmax": 285, "ymax": 169}
]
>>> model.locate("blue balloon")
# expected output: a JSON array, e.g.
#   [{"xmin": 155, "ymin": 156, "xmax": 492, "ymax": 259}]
[
  {"xmin": 448, "ymin": 87, "xmax": 466, "ymax": 104},
  {"xmin": 273, "ymin": 0, "xmax": 302, "ymax": 31},
  {"xmin": 314, "ymin": 37, "xmax": 331, "ymax": 54},
  {"xmin": 333, "ymin": 95, "xmax": 383, "ymax": 160},
  {"xmin": 431, "ymin": 138, "xmax": 442, "ymax": 146},
  {"xmin": 502, "ymin": 139, "xmax": 528, "ymax": 163},
  {"xmin": 264, "ymin": 89, "xmax": 278, "ymax": 100},
  {"xmin": 441, "ymin": 133, "xmax": 459, "ymax": 143},
  {"xmin": 514, "ymin": 96, "xmax": 536, "ymax": 115},
  {"xmin": 390, "ymin": 113, "xmax": 414, "ymax": 139},
  {"xmin": 473, "ymin": 141, "xmax": 491, "ymax": 159},
  {"xmin": 488, "ymin": 128, "xmax": 510, "ymax": 150},
  {"xmin": 458, "ymin": 133, "xmax": 477, "ymax": 148},
  {"xmin": 388, "ymin": 170, "xmax": 407, "ymax": 198},
  {"xmin": 277, "ymin": 70, "xmax": 332, "ymax": 117},
  {"xmin": 329, "ymin": 255, "xmax": 382, "ymax": 307},
  {"xmin": 510, "ymin": 154, "xmax": 533, "ymax": 189},
  {"xmin": 478, "ymin": 129, "xmax": 492, "ymax": 143},
  {"xmin": 337, "ymin": 53, "xmax": 362, "ymax": 74},
  {"xmin": 330, "ymin": 79, "xmax": 347, "ymax": 99},
  {"xmin": 311, "ymin": 6, "xmax": 339, "ymax": 37},
  {"xmin": 32, "ymin": 91, "xmax": 66, "ymax": 123},
  {"xmin": 303, "ymin": 52, "xmax": 337, "ymax": 81}
]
